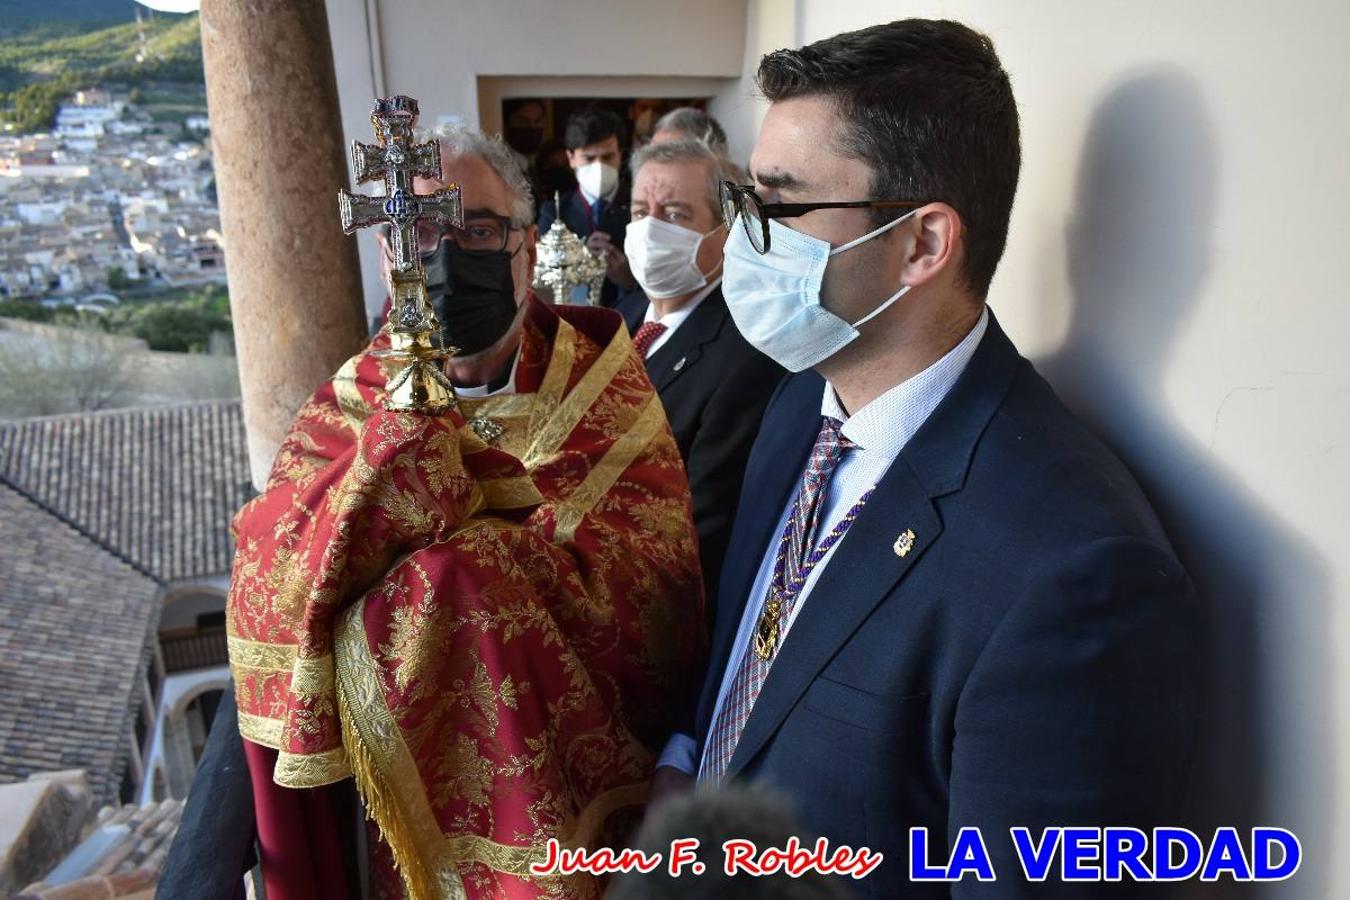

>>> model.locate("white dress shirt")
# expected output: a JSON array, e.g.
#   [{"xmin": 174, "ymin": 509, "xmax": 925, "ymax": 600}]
[
  {"xmin": 658, "ymin": 306, "xmax": 990, "ymax": 774},
  {"xmin": 641, "ymin": 277, "xmax": 722, "ymax": 358}
]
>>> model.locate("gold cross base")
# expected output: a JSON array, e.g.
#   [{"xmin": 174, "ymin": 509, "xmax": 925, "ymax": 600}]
[{"xmin": 383, "ymin": 358, "xmax": 457, "ymax": 413}]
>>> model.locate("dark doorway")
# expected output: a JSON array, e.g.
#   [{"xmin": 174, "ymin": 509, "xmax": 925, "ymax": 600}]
[{"xmin": 502, "ymin": 96, "xmax": 711, "ymax": 215}]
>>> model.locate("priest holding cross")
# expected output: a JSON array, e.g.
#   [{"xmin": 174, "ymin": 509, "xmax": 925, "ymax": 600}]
[{"xmin": 225, "ymin": 97, "xmax": 706, "ymax": 900}]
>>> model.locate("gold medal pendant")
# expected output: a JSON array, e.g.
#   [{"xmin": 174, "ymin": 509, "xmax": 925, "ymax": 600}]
[{"xmin": 753, "ymin": 597, "xmax": 783, "ymax": 660}]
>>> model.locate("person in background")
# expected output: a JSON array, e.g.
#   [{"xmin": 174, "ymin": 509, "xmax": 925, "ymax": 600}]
[
  {"xmin": 536, "ymin": 105, "xmax": 637, "ymax": 306},
  {"xmin": 503, "ymin": 97, "xmax": 547, "ymax": 159},
  {"xmin": 650, "ymin": 106, "xmax": 730, "ymax": 157},
  {"xmin": 529, "ymin": 137, "xmax": 575, "ymax": 214},
  {"xmin": 618, "ymin": 138, "xmax": 785, "ymax": 627},
  {"xmin": 630, "ymin": 96, "xmax": 666, "ymax": 145}
]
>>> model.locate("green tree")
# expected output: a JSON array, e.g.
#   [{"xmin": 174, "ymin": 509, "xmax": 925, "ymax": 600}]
[
  {"xmin": 105, "ymin": 298, "xmax": 230, "ymax": 353},
  {"xmin": 0, "ymin": 300, "xmax": 54, "ymax": 323},
  {"xmin": 9, "ymin": 81, "xmax": 62, "ymax": 132},
  {"xmin": 107, "ymin": 265, "xmax": 130, "ymax": 290}
]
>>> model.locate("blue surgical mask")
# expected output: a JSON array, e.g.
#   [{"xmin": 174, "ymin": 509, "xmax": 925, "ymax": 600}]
[{"xmin": 723, "ymin": 211, "xmax": 917, "ymax": 372}]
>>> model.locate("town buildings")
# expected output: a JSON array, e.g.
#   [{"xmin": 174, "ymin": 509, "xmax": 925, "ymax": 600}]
[{"xmin": 0, "ymin": 90, "xmax": 226, "ymax": 302}]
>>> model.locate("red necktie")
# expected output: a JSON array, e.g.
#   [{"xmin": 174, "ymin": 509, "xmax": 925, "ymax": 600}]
[{"xmin": 632, "ymin": 321, "xmax": 667, "ymax": 359}]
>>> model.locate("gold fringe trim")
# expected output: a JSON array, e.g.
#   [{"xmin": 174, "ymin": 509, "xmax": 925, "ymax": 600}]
[
  {"xmin": 336, "ymin": 644, "xmax": 439, "ymax": 900},
  {"xmin": 331, "ymin": 595, "xmax": 652, "ymax": 895},
  {"xmin": 335, "ymin": 597, "xmax": 466, "ymax": 899}
]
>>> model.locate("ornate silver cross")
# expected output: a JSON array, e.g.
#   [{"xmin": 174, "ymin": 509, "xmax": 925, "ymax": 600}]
[{"xmin": 338, "ymin": 95, "xmax": 462, "ymax": 412}]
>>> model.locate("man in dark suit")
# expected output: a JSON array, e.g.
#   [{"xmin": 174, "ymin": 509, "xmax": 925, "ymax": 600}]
[
  {"xmin": 617, "ymin": 138, "xmax": 785, "ymax": 622},
  {"xmin": 651, "ymin": 20, "xmax": 1201, "ymax": 897},
  {"xmin": 536, "ymin": 105, "xmax": 636, "ymax": 307}
]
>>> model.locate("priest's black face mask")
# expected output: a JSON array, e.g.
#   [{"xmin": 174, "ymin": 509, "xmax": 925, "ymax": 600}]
[{"xmin": 422, "ymin": 241, "xmax": 520, "ymax": 356}]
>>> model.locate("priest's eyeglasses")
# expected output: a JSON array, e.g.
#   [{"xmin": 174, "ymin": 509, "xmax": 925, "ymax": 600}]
[
  {"xmin": 383, "ymin": 214, "xmax": 522, "ymax": 256},
  {"xmin": 718, "ymin": 181, "xmax": 927, "ymax": 255}
]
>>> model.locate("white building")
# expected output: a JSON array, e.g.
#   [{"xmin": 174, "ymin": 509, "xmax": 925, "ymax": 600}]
[
  {"xmin": 15, "ymin": 202, "xmax": 67, "ymax": 227},
  {"xmin": 54, "ymin": 93, "xmax": 126, "ymax": 139}
]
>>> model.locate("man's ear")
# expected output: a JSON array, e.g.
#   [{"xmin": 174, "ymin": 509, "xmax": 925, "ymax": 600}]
[
  {"xmin": 901, "ymin": 203, "xmax": 962, "ymax": 288},
  {"xmin": 525, "ymin": 225, "xmax": 539, "ymax": 271},
  {"xmin": 565, "ymin": 148, "xmax": 581, "ymax": 169}
]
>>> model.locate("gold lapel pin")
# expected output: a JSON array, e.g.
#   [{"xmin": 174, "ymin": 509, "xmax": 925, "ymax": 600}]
[{"xmin": 893, "ymin": 529, "xmax": 916, "ymax": 558}]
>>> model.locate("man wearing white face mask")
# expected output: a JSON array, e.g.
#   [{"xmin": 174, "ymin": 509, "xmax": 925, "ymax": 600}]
[
  {"xmin": 618, "ymin": 138, "xmax": 786, "ymax": 626},
  {"xmin": 536, "ymin": 105, "xmax": 638, "ymax": 306},
  {"xmin": 644, "ymin": 20, "xmax": 1200, "ymax": 898}
]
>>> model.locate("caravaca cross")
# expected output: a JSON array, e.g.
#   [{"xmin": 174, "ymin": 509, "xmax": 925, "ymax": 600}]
[{"xmin": 338, "ymin": 95, "xmax": 463, "ymax": 412}]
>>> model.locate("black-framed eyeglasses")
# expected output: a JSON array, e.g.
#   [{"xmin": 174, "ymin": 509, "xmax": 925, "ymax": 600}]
[
  {"xmin": 383, "ymin": 213, "xmax": 524, "ymax": 256},
  {"xmin": 719, "ymin": 181, "xmax": 928, "ymax": 255}
]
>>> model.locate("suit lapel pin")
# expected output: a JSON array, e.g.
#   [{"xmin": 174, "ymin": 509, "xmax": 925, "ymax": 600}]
[
  {"xmin": 673, "ymin": 356, "xmax": 687, "ymax": 372},
  {"xmin": 893, "ymin": 528, "xmax": 916, "ymax": 558}
]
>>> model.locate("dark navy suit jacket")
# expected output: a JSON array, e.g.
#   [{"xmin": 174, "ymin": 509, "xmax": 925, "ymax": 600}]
[
  {"xmin": 618, "ymin": 287, "xmax": 785, "ymax": 624},
  {"xmin": 693, "ymin": 311, "xmax": 1202, "ymax": 897}
]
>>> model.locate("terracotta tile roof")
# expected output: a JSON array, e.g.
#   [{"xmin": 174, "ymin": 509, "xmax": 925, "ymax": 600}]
[
  {"xmin": 0, "ymin": 484, "xmax": 161, "ymax": 805},
  {"xmin": 0, "ymin": 401, "xmax": 251, "ymax": 583}
]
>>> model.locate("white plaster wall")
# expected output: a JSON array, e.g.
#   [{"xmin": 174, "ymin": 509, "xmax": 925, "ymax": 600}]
[
  {"xmin": 719, "ymin": 3, "xmax": 1349, "ymax": 897},
  {"xmin": 709, "ymin": 0, "xmax": 798, "ymax": 168}
]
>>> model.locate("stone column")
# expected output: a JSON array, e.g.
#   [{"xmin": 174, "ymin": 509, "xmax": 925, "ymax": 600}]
[{"xmin": 201, "ymin": 0, "xmax": 368, "ymax": 489}]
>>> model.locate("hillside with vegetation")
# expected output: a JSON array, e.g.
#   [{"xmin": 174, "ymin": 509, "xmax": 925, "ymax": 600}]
[
  {"xmin": 0, "ymin": 0, "xmax": 138, "ymax": 28},
  {"xmin": 0, "ymin": 11, "xmax": 203, "ymax": 133}
]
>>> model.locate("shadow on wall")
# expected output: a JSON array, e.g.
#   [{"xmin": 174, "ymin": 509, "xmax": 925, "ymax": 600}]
[{"xmin": 1037, "ymin": 67, "xmax": 1334, "ymax": 899}]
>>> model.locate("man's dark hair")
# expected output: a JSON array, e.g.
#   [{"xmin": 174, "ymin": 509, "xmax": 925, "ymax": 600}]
[
  {"xmin": 564, "ymin": 105, "xmax": 626, "ymax": 151},
  {"xmin": 757, "ymin": 19, "xmax": 1021, "ymax": 299}
]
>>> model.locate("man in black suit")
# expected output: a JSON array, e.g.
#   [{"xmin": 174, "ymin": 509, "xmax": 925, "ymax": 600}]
[
  {"xmin": 618, "ymin": 138, "xmax": 785, "ymax": 622},
  {"xmin": 536, "ymin": 105, "xmax": 636, "ymax": 307},
  {"xmin": 652, "ymin": 20, "xmax": 1201, "ymax": 897}
]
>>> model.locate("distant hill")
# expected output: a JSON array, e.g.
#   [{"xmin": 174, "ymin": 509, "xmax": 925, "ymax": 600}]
[
  {"xmin": 0, "ymin": 10, "xmax": 201, "ymax": 132},
  {"xmin": 0, "ymin": 1, "xmax": 140, "ymax": 29},
  {"xmin": 0, "ymin": 1, "xmax": 129, "ymax": 30},
  {"xmin": 0, "ymin": 12, "xmax": 199, "ymax": 82}
]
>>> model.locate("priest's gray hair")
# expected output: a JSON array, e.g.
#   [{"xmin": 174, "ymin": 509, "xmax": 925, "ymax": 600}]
[
  {"xmin": 415, "ymin": 123, "xmax": 535, "ymax": 226},
  {"xmin": 629, "ymin": 138, "xmax": 745, "ymax": 221}
]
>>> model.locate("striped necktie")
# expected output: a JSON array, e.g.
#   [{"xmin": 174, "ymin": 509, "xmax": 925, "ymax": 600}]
[{"xmin": 700, "ymin": 415, "xmax": 870, "ymax": 783}]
